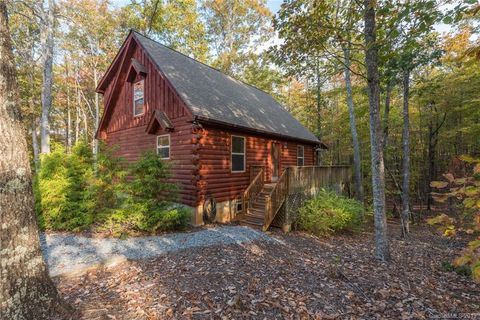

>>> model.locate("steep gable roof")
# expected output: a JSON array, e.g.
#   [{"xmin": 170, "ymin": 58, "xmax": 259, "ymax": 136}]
[{"xmin": 131, "ymin": 31, "xmax": 320, "ymax": 144}]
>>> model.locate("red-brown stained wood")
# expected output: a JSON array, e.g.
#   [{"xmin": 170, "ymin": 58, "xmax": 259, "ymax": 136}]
[
  {"xmin": 98, "ymin": 34, "xmax": 317, "ymax": 212},
  {"xmin": 196, "ymin": 125, "xmax": 315, "ymax": 204}
]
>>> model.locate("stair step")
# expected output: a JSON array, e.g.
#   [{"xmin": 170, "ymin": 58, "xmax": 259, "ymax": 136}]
[
  {"xmin": 248, "ymin": 207, "xmax": 265, "ymax": 215},
  {"xmin": 246, "ymin": 214, "xmax": 264, "ymax": 221},
  {"xmin": 244, "ymin": 212, "xmax": 264, "ymax": 220}
]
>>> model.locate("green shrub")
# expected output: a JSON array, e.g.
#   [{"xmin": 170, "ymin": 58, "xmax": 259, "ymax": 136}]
[
  {"xmin": 35, "ymin": 145, "xmax": 190, "ymax": 235},
  {"xmin": 128, "ymin": 151, "xmax": 178, "ymax": 201},
  {"xmin": 86, "ymin": 142, "xmax": 127, "ymax": 213},
  {"xmin": 95, "ymin": 151, "xmax": 189, "ymax": 235},
  {"xmin": 297, "ymin": 189, "xmax": 364, "ymax": 236},
  {"xmin": 35, "ymin": 141, "xmax": 95, "ymax": 231}
]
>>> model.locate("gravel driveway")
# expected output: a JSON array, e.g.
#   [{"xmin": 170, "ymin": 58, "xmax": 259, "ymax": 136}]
[{"xmin": 40, "ymin": 225, "xmax": 272, "ymax": 276}]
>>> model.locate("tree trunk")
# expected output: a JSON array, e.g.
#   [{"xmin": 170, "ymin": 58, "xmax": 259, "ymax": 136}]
[
  {"xmin": 383, "ymin": 80, "xmax": 392, "ymax": 151},
  {"xmin": 40, "ymin": 0, "xmax": 55, "ymax": 154},
  {"xmin": 363, "ymin": 0, "xmax": 390, "ymax": 261},
  {"xmin": 315, "ymin": 58, "xmax": 322, "ymax": 165},
  {"xmin": 75, "ymin": 69, "xmax": 80, "ymax": 143},
  {"xmin": 65, "ymin": 61, "xmax": 72, "ymax": 152},
  {"xmin": 0, "ymin": 3, "xmax": 70, "ymax": 318},
  {"xmin": 401, "ymin": 69, "xmax": 410, "ymax": 237},
  {"xmin": 342, "ymin": 46, "xmax": 364, "ymax": 207},
  {"xmin": 93, "ymin": 66, "xmax": 99, "ymax": 166},
  {"xmin": 32, "ymin": 118, "xmax": 40, "ymax": 169}
]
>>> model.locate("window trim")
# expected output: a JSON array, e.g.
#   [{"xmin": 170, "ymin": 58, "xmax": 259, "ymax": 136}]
[
  {"xmin": 235, "ymin": 200, "xmax": 243, "ymax": 213},
  {"xmin": 231, "ymin": 135, "xmax": 246, "ymax": 173},
  {"xmin": 156, "ymin": 134, "xmax": 170, "ymax": 160},
  {"xmin": 297, "ymin": 145, "xmax": 304, "ymax": 166},
  {"xmin": 133, "ymin": 79, "xmax": 145, "ymax": 117}
]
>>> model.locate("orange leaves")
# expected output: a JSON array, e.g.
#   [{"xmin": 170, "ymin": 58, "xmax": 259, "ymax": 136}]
[
  {"xmin": 474, "ymin": 163, "xmax": 480, "ymax": 175},
  {"xmin": 430, "ymin": 181, "xmax": 449, "ymax": 188},
  {"xmin": 443, "ymin": 173, "xmax": 455, "ymax": 183},
  {"xmin": 431, "ymin": 192, "xmax": 450, "ymax": 203}
]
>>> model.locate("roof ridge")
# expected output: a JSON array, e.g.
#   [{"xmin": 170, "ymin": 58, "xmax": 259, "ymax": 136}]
[{"xmin": 130, "ymin": 30, "xmax": 280, "ymax": 102}]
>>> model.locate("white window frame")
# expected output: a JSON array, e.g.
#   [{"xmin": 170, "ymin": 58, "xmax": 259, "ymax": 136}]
[
  {"xmin": 231, "ymin": 135, "xmax": 246, "ymax": 173},
  {"xmin": 156, "ymin": 134, "xmax": 170, "ymax": 160},
  {"xmin": 133, "ymin": 79, "xmax": 145, "ymax": 117},
  {"xmin": 297, "ymin": 145, "xmax": 304, "ymax": 166}
]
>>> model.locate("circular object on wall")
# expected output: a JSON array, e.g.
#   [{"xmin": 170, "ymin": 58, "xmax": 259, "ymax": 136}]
[{"xmin": 203, "ymin": 196, "xmax": 217, "ymax": 224}]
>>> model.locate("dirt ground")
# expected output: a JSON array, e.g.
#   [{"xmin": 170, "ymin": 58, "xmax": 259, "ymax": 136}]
[{"xmin": 55, "ymin": 222, "xmax": 480, "ymax": 319}]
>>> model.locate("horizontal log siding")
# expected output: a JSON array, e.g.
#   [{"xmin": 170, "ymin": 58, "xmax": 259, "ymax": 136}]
[
  {"xmin": 101, "ymin": 42, "xmax": 197, "ymax": 207},
  {"xmin": 197, "ymin": 125, "xmax": 316, "ymax": 204}
]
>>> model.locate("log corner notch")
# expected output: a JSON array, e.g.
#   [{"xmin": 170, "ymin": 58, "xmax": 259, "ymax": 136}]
[{"xmin": 146, "ymin": 109, "xmax": 174, "ymax": 134}]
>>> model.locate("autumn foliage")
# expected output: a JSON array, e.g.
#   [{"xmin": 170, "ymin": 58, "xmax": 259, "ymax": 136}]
[{"xmin": 428, "ymin": 156, "xmax": 480, "ymax": 281}]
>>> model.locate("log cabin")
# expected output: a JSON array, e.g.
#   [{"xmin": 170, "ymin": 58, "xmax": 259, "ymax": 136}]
[{"xmin": 96, "ymin": 30, "xmax": 327, "ymax": 229}]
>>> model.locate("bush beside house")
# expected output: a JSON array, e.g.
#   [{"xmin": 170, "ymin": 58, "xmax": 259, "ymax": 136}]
[
  {"xmin": 297, "ymin": 189, "xmax": 364, "ymax": 236},
  {"xmin": 34, "ymin": 142, "xmax": 190, "ymax": 235}
]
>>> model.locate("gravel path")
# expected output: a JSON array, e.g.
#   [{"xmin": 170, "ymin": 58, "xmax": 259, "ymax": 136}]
[{"xmin": 40, "ymin": 225, "xmax": 272, "ymax": 276}]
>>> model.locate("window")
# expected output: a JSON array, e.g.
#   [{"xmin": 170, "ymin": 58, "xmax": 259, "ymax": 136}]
[
  {"xmin": 297, "ymin": 145, "xmax": 304, "ymax": 166},
  {"xmin": 236, "ymin": 200, "xmax": 243, "ymax": 213},
  {"xmin": 133, "ymin": 79, "xmax": 144, "ymax": 116},
  {"xmin": 156, "ymin": 134, "xmax": 170, "ymax": 159},
  {"xmin": 231, "ymin": 136, "xmax": 245, "ymax": 172}
]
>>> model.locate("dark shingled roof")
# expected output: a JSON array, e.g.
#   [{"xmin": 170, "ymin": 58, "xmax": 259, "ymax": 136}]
[{"xmin": 133, "ymin": 31, "xmax": 320, "ymax": 144}]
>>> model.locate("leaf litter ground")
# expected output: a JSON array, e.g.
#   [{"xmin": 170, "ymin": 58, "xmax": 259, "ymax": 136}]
[{"xmin": 55, "ymin": 222, "xmax": 480, "ymax": 319}]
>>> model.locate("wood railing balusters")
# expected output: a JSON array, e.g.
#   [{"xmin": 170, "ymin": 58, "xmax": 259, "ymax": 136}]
[
  {"xmin": 263, "ymin": 168, "xmax": 289, "ymax": 231},
  {"xmin": 243, "ymin": 168, "xmax": 264, "ymax": 215}
]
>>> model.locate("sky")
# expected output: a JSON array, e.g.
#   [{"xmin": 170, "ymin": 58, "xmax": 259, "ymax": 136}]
[
  {"xmin": 112, "ymin": 0, "xmax": 283, "ymax": 14},
  {"xmin": 110, "ymin": 0, "xmax": 454, "ymax": 36}
]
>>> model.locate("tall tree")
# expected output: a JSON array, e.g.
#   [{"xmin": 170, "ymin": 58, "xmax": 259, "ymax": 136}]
[
  {"xmin": 0, "ymin": 1, "xmax": 69, "ymax": 318},
  {"xmin": 61, "ymin": 0, "xmax": 121, "ymax": 158},
  {"xmin": 201, "ymin": 0, "xmax": 272, "ymax": 76},
  {"xmin": 272, "ymin": 0, "xmax": 365, "ymax": 203},
  {"xmin": 363, "ymin": 0, "xmax": 390, "ymax": 261},
  {"xmin": 40, "ymin": 0, "xmax": 55, "ymax": 154},
  {"xmin": 383, "ymin": 0, "xmax": 442, "ymax": 236},
  {"xmin": 120, "ymin": 0, "xmax": 209, "ymax": 61}
]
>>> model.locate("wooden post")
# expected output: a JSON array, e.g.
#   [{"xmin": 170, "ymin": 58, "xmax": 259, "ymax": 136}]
[{"xmin": 283, "ymin": 167, "xmax": 291, "ymax": 233}]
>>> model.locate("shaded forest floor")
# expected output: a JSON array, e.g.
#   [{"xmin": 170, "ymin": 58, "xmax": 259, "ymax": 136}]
[{"xmin": 55, "ymin": 222, "xmax": 480, "ymax": 319}]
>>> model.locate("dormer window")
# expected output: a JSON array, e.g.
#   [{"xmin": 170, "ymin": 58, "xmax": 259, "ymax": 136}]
[{"xmin": 133, "ymin": 79, "xmax": 144, "ymax": 117}]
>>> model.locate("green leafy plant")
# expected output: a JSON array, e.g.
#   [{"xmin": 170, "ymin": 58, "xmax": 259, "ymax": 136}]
[
  {"xmin": 35, "ymin": 146, "xmax": 190, "ymax": 235},
  {"xmin": 429, "ymin": 155, "xmax": 480, "ymax": 282},
  {"xmin": 297, "ymin": 189, "xmax": 364, "ymax": 236},
  {"xmin": 35, "ymin": 141, "xmax": 95, "ymax": 231},
  {"xmin": 127, "ymin": 151, "xmax": 178, "ymax": 201},
  {"xmin": 97, "ymin": 151, "xmax": 189, "ymax": 235}
]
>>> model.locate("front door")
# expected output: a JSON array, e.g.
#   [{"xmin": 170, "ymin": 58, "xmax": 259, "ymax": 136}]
[{"xmin": 271, "ymin": 143, "xmax": 280, "ymax": 182}]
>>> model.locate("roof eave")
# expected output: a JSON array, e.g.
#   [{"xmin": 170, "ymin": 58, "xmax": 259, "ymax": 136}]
[{"xmin": 194, "ymin": 115, "xmax": 322, "ymax": 145}]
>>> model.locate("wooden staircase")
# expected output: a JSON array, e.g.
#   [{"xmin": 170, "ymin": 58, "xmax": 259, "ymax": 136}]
[
  {"xmin": 238, "ymin": 165, "xmax": 288, "ymax": 231},
  {"xmin": 239, "ymin": 183, "xmax": 276, "ymax": 229}
]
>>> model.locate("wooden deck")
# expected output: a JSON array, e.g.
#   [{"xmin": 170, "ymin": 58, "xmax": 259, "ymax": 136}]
[{"xmin": 238, "ymin": 165, "xmax": 352, "ymax": 231}]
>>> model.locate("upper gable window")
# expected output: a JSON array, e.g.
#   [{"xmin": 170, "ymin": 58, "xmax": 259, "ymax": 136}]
[{"xmin": 133, "ymin": 79, "xmax": 144, "ymax": 117}]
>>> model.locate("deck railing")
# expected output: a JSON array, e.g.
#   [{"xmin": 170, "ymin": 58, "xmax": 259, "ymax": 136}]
[
  {"xmin": 263, "ymin": 169, "xmax": 288, "ymax": 231},
  {"xmin": 287, "ymin": 165, "xmax": 351, "ymax": 196},
  {"xmin": 243, "ymin": 168, "xmax": 264, "ymax": 214},
  {"xmin": 249, "ymin": 165, "xmax": 264, "ymax": 182}
]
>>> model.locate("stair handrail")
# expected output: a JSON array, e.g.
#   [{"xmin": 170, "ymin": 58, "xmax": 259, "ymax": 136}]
[
  {"xmin": 263, "ymin": 168, "xmax": 289, "ymax": 231},
  {"xmin": 243, "ymin": 168, "xmax": 264, "ymax": 215}
]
